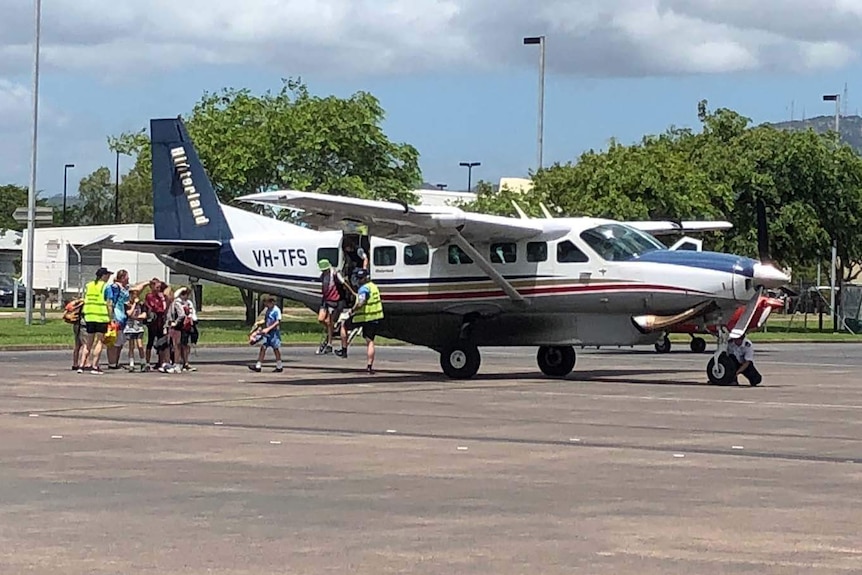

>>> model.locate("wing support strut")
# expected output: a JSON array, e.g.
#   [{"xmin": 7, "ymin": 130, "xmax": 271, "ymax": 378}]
[{"xmin": 451, "ymin": 230, "xmax": 528, "ymax": 305}]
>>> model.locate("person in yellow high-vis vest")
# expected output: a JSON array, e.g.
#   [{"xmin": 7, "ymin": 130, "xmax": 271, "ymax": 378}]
[
  {"xmin": 77, "ymin": 267, "xmax": 113, "ymax": 375},
  {"xmin": 336, "ymin": 269, "xmax": 383, "ymax": 374}
]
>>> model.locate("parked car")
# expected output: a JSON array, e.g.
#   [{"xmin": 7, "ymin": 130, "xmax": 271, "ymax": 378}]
[{"xmin": 0, "ymin": 277, "xmax": 26, "ymax": 307}]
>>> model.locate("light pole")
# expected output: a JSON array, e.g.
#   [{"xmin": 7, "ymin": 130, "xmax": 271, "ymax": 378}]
[
  {"xmin": 523, "ymin": 35, "xmax": 545, "ymax": 172},
  {"xmin": 435, "ymin": 183, "xmax": 447, "ymax": 190},
  {"xmin": 115, "ymin": 150, "xmax": 120, "ymax": 224},
  {"xmin": 62, "ymin": 163, "xmax": 75, "ymax": 225},
  {"xmin": 24, "ymin": 0, "xmax": 42, "ymax": 326},
  {"xmin": 823, "ymin": 93, "xmax": 840, "ymax": 331},
  {"xmin": 459, "ymin": 161, "xmax": 480, "ymax": 192}
]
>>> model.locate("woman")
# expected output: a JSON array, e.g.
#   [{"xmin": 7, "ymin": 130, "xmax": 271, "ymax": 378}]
[{"xmin": 144, "ymin": 278, "xmax": 167, "ymax": 369}]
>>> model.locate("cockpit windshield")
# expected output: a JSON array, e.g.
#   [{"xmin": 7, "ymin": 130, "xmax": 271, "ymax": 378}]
[{"xmin": 579, "ymin": 223, "xmax": 666, "ymax": 261}]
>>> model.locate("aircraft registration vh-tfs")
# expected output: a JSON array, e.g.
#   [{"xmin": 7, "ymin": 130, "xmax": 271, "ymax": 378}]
[{"xmin": 102, "ymin": 117, "xmax": 791, "ymax": 385}]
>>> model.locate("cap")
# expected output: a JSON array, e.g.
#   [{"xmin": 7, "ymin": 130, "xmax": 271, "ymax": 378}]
[
  {"xmin": 95, "ymin": 267, "xmax": 112, "ymax": 278},
  {"xmin": 355, "ymin": 269, "xmax": 369, "ymax": 279},
  {"xmin": 318, "ymin": 259, "xmax": 332, "ymax": 271}
]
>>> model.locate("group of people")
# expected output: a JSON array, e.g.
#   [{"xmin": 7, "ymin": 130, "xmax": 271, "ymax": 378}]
[{"xmin": 68, "ymin": 267, "xmax": 199, "ymax": 374}]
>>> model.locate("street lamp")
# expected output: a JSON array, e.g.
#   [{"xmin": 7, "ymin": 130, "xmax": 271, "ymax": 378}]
[
  {"xmin": 24, "ymin": 0, "xmax": 43, "ymax": 326},
  {"xmin": 823, "ymin": 93, "xmax": 841, "ymax": 331},
  {"xmin": 459, "ymin": 161, "xmax": 480, "ymax": 192},
  {"xmin": 523, "ymin": 35, "xmax": 545, "ymax": 172},
  {"xmin": 62, "ymin": 163, "xmax": 75, "ymax": 225},
  {"xmin": 114, "ymin": 150, "xmax": 121, "ymax": 224},
  {"xmin": 435, "ymin": 183, "xmax": 447, "ymax": 190}
]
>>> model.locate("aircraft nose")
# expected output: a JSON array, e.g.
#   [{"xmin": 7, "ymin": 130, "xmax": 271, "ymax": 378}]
[{"xmin": 753, "ymin": 262, "xmax": 791, "ymax": 288}]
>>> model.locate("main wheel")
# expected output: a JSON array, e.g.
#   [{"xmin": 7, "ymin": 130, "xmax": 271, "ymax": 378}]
[
  {"xmin": 537, "ymin": 345, "xmax": 576, "ymax": 377},
  {"xmin": 706, "ymin": 353, "xmax": 736, "ymax": 386},
  {"xmin": 654, "ymin": 335, "xmax": 671, "ymax": 353},
  {"xmin": 440, "ymin": 343, "xmax": 481, "ymax": 379},
  {"xmin": 690, "ymin": 337, "xmax": 707, "ymax": 353}
]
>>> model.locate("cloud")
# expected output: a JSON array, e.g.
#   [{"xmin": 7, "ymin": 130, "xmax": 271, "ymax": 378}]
[{"xmin": 0, "ymin": 0, "xmax": 859, "ymax": 79}]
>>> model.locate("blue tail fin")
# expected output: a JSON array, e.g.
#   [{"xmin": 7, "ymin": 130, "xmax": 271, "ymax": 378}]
[{"xmin": 151, "ymin": 117, "xmax": 232, "ymax": 241}]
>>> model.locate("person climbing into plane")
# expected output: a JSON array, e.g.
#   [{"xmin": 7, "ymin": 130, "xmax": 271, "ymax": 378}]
[
  {"xmin": 317, "ymin": 258, "xmax": 353, "ymax": 355},
  {"xmin": 343, "ymin": 237, "xmax": 369, "ymax": 288},
  {"xmin": 726, "ymin": 334, "xmax": 762, "ymax": 386},
  {"xmin": 335, "ymin": 269, "xmax": 383, "ymax": 374}
]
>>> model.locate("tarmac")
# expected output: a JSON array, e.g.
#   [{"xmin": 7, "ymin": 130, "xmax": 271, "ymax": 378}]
[{"xmin": 1, "ymin": 343, "xmax": 861, "ymax": 574}]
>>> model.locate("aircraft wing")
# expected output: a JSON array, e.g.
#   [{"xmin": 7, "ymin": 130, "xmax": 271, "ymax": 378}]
[
  {"xmin": 626, "ymin": 220, "xmax": 733, "ymax": 235},
  {"xmin": 238, "ymin": 190, "xmax": 571, "ymax": 244}
]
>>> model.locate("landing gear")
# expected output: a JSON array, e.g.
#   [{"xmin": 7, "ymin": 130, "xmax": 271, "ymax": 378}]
[
  {"xmin": 439, "ymin": 342, "xmax": 481, "ymax": 379},
  {"xmin": 690, "ymin": 336, "xmax": 707, "ymax": 353},
  {"xmin": 706, "ymin": 353, "xmax": 736, "ymax": 386},
  {"xmin": 654, "ymin": 334, "xmax": 671, "ymax": 353},
  {"xmin": 537, "ymin": 345, "xmax": 576, "ymax": 377},
  {"xmin": 705, "ymin": 326, "xmax": 735, "ymax": 385}
]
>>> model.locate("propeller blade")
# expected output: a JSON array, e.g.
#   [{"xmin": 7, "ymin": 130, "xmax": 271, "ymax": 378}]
[
  {"xmin": 755, "ymin": 198, "xmax": 770, "ymax": 263},
  {"xmin": 729, "ymin": 286, "xmax": 764, "ymax": 339}
]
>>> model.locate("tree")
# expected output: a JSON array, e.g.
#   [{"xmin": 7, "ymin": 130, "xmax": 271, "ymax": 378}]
[
  {"xmin": 0, "ymin": 184, "xmax": 29, "ymax": 232},
  {"xmin": 73, "ymin": 167, "xmax": 115, "ymax": 226}
]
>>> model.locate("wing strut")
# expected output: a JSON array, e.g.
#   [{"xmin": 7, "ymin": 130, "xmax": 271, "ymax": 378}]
[{"xmin": 451, "ymin": 230, "xmax": 528, "ymax": 305}]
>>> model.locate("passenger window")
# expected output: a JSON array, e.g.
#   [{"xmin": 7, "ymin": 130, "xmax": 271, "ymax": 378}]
[
  {"xmin": 317, "ymin": 247, "xmax": 339, "ymax": 268},
  {"xmin": 490, "ymin": 242, "xmax": 517, "ymax": 263},
  {"xmin": 448, "ymin": 245, "xmax": 473, "ymax": 264},
  {"xmin": 556, "ymin": 240, "xmax": 589, "ymax": 263},
  {"xmin": 404, "ymin": 243, "xmax": 429, "ymax": 265},
  {"xmin": 527, "ymin": 242, "xmax": 547, "ymax": 262},
  {"xmin": 373, "ymin": 246, "xmax": 397, "ymax": 266}
]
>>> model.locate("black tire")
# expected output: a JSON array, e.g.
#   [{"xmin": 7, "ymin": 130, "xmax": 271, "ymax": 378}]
[
  {"xmin": 706, "ymin": 353, "xmax": 736, "ymax": 386},
  {"xmin": 654, "ymin": 336, "xmax": 671, "ymax": 353},
  {"xmin": 440, "ymin": 343, "xmax": 481, "ymax": 379},
  {"xmin": 537, "ymin": 345, "xmax": 576, "ymax": 377},
  {"xmin": 690, "ymin": 337, "xmax": 707, "ymax": 353}
]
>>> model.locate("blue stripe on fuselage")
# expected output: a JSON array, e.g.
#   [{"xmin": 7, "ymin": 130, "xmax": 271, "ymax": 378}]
[{"xmin": 632, "ymin": 250, "xmax": 756, "ymax": 277}]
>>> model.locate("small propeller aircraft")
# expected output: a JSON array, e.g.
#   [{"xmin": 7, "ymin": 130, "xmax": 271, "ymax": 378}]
[{"xmin": 102, "ymin": 117, "xmax": 791, "ymax": 384}]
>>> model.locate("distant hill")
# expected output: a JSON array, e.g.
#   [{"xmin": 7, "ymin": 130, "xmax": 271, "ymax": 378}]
[
  {"xmin": 770, "ymin": 114, "xmax": 862, "ymax": 152},
  {"xmin": 39, "ymin": 193, "xmax": 80, "ymax": 208}
]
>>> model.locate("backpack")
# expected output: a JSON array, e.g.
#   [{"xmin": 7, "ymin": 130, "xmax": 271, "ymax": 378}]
[{"xmin": 63, "ymin": 299, "xmax": 84, "ymax": 324}]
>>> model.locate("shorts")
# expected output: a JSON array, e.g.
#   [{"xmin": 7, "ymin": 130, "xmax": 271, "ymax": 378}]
[
  {"xmin": 261, "ymin": 331, "xmax": 281, "ymax": 349},
  {"xmin": 113, "ymin": 329, "xmax": 127, "ymax": 348},
  {"xmin": 125, "ymin": 331, "xmax": 144, "ymax": 341},
  {"xmin": 86, "ymin": 322, "xmax": 109, "ymax": 335},
  {"xmin": 73, "ymin": 322, "xmax": 88, "ymax": 344},
  {"xmin": 321, "ymin": 300, "xmax": 344, "ymax": 319},
  {"xmin": 346, "ymin": 319, "xmax": 379, "ymax": 341}
]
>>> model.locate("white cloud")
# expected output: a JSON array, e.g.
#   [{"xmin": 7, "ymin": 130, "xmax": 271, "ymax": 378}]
[{"xmin": 0, "ymin": 0, "xmax": 859, "ymax": 78}]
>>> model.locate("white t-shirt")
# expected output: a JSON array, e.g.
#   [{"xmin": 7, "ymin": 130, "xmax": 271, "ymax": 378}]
[{"xmin": 728, "ymin": 338, "xmax": 754, "ymax": 363}]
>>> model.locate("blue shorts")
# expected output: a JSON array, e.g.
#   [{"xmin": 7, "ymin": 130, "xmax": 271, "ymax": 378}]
[{"xmin": 261, "ymin": 332, "xmax": 281, "ymax": 349}]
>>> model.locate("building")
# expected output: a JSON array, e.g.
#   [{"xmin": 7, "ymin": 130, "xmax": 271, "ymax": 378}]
[
  {"xmin": 0, "ymin": 229, "xmax": 22, "ymax": 278},
  {"xmin": 21, "ymin": 224, "xmax": 174, "ymax": 294},
  {"xmin": 413, "ymin": 188, "xmax": 477, "ymax": 207}
]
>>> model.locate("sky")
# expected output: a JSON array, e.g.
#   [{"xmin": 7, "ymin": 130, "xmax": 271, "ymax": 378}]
[{"xmin": 2, "ymin": 0, "xmax": 862, "ymax": 199}]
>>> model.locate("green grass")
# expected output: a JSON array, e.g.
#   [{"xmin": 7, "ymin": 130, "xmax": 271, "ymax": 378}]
[
  {"xmin": 199, "ymin": 284, "xmax": 304, "ymax": 308},
  {"xmin": 1, "ymin": 312, "xmax": 859, "ymax": 349},
  {"xmin": 0, "ymin": 316, "xmax": 322, "ymax": 347}
]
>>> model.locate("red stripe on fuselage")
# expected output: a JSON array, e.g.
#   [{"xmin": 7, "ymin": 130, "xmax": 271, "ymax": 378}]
[{"xmin": 382, "ymin": 283, "xmax": 707, "ymax": 301}]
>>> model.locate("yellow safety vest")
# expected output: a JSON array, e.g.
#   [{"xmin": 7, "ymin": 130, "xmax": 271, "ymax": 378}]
[
  {"xmin": 82, "ymin": 280, "xmax": 109, "ymax": 323},
  {"xmin": 353, "ymin": 282, "xmax": 384, "ymax": 323}
]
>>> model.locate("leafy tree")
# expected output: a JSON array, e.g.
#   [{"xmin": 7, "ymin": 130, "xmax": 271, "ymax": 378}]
[
  {"xmin": 0, "ymin": 184, "xmax": 29, "ymax": 232},
  {"xmin": 73, "ymin": 167, "xmax": 115, "ymax": 226}
]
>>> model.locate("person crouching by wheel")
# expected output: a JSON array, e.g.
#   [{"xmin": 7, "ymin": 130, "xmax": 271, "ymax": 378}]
[
  {"xmin": 335, "ymin": 269, "xmax": 383, "ymax": 374},
  {"xmin": 727, "ymin": 334, "xmax": 762, "ymax": 386}
]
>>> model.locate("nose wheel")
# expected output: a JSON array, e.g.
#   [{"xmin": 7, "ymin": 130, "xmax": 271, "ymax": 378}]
[{"xmin": 537, "ymin": 345, "xmax": 577, "ymax": 377}]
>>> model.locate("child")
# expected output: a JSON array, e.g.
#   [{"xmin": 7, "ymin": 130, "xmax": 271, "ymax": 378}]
[
  {"xmin": 248, "ymin": 295, "xmax": 283, "ymax": 373},
  {"xmin": 124, "ymin": 289, "xmax": 147, "ymax": 371}
]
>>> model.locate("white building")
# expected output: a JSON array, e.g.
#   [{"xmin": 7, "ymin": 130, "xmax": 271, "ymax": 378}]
[
  {"xmin": 0, "ymin": 229, "xmax": 22, "ymax": 278},
  {"xmin": 21, "ymin": 224, "xmax": 174, "ymax": 294},
  {"xmin": 414, "ymin": 188, "xmax": 477, "ymax": 207}
]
